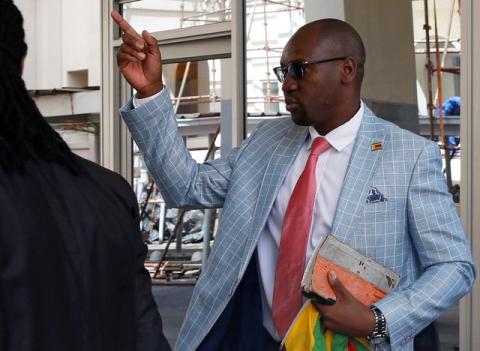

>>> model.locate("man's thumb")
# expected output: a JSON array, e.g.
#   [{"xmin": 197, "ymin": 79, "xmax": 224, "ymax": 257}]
[{"xmin": 328, "ymin": 270, "xmax": 346, "ymax": 297}]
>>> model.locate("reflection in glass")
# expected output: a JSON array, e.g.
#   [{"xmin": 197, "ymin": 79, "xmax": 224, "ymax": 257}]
[
  {"xmin": 123, "ymin": 0, "xmax": 231, "ymax": 33},
  {"xmin": 246, "ymin": 0, "xmax": 304, "ymax": 117}
]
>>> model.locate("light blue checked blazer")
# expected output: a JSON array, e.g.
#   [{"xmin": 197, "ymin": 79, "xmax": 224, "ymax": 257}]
[{"xmin": 120, "ymin": 89, "xmax": 475, "ymax": 351}]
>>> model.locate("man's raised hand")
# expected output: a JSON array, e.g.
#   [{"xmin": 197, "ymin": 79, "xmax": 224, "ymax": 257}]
[{"xmin": 111, "ymin": 11, "xmax": 163, "ymax": 98}]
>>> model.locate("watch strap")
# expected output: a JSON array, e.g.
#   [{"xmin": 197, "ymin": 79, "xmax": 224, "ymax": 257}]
[{"xmin": 366, "ymin": 305, "xmax": 387, "ymax": 342}]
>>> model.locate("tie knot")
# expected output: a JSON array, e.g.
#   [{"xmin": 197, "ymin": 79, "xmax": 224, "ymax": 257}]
[{"xmin": 310, "ymin": 137, "xmax": 330, "ymax": 156}]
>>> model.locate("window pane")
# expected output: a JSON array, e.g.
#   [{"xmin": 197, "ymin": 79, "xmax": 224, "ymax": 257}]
[
  {"xmin": 122, "ymin": 0, "xmax": 231, "ymax": 33},
  {"xmin": 245, "ymin": 0, "xmax": 305, "ymax": 134},
  {"xmin": 412, "ymin": 0, "xmax": 462, "ymax": 348},
  {"xmin": 132, "ymin": 59, "xmax": 226, "ymax": 246}
]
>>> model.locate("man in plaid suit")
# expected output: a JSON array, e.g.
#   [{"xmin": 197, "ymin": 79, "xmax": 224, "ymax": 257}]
[{"xmin": 112, "ymin": 12, "xmax": 475, "ymax": 351}]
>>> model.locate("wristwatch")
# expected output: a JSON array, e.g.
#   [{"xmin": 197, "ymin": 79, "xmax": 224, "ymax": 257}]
[{"xmin": 366, "ymin": 305, "xmax": 388, "ymax": 343}]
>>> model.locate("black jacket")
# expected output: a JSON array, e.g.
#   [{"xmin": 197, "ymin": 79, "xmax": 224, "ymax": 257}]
[{"xmin": 0, "ymin": 155, "xmax": 170, "ymax": 351}]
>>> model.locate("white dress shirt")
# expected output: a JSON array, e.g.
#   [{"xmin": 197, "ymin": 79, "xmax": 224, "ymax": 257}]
[
  {"xmin": 134, "ymin": 91, "xmax": 364, "ymax": 340},
  {"xmin": 258, "ymin": 104, "xmax": 364, "ymax": 340},
  {"xmin": 133, "ymin": 91, "xmax": 161, "ymax": 108}
]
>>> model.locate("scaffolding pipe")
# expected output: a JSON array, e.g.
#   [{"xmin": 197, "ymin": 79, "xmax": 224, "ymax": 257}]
[
  {"xmin": 433, "ymin": 0, "xmax": 446, "ymax": 145},
  {"xmin": 201, "ymin": 210, "xmax": 214, "ymax": 266},
  {"xmin": 175, "ymin": 61, "xmax": 192, "ymax": 114},
  {"xmin": 423, "ymin": 0, "xmax": 435, "ymax": 140},
  {"xmin": 184, "ymin": 7, "xmax": 231, "ymax": 18},
  {"xmin": 248, "ymin": 47, "xmax": 284, "ymax": 52},
  {"xmin": 211, "ymin": 59, "xmax": 218, "ymax": 111},
  {"xmin": 180, "ymin": 0, "xmax": 185, "ymax": 28},
  {"xmin": 263, "ymin": 0, "xmax": 272, "ymax": 112},
  {"xmin": 172, "ymin": 94, "xmax": 218, "ymax": 101},
  {"xmin": 441, "ymin": 0, "xmax": 456, "ymax": 68},
  {"xmin": 247, "ymin": 0, "xmax": 259, "ymax": 41},
  {"xmin": 221, "ymin": 0, "xmax": 227, "ymax": 21},
  {"xmin": 434, "ymin": 0, "xmax": 456, "ymax": 106},
  {"xmin": 288, "ymin": 0, "xmax": 294, "ymax": 34},
  {"xmin": 181, "ymin": 8, "xmax": 231, "ymax": 21},
  {"xmin": 201, "ymin": 135, "xmax": 216, "ymax": 266},
  {"xmin": 181, "ymin": 18, "xmax": 228, "ymax": 23},
  {"xmin": 247, "ymin": 7, "xmax": 303, "ymax": 15}
]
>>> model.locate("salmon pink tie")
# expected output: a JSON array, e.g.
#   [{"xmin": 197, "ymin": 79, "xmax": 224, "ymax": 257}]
[{"xmin": 272, "ymin": 137, "xmax": 330, "ymax": 337}]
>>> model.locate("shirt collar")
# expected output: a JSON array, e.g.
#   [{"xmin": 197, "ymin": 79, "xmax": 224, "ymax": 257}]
[{"xmin": 307, "ymin": 100, "xmax": 364, "ymax": 152}]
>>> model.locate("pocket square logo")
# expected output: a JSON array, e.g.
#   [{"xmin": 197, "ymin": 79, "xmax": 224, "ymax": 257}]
[{"xmin": 366, "ymin": 187, "xmax": 387, "ymax": 203}]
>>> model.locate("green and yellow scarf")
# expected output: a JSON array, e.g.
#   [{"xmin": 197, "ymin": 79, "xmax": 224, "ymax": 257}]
[{"xmin": 281, "ymin": 302, "xmax": 370, "ymax": 351}]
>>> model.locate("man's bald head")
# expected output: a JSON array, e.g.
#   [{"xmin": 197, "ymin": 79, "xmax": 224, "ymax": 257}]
[
  {"xmin": 280, "ymin": 19, "xmax": 366, "ymax": 134},
  {"xmin": 289, "ymin": 18, "xmax": 366, "ymax": 85}
]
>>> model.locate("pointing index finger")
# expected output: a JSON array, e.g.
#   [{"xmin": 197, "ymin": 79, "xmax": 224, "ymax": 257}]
[{"xmin": 111, "ymin": 10, "xmax": 139, "ymax": 38}]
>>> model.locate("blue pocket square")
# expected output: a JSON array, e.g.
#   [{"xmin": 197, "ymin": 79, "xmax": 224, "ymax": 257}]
[{"xmin": 366, "ymin": 187, "xmax": 387, "ymax": 203}]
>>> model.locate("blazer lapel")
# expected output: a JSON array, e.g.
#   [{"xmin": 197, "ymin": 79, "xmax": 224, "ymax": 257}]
[
  {"xmin": 238, "ymin": 122, "xmax": 308, "ymax": 279},
  {"xmin": 331, "ymin": 107, "xmax": 388, "ymax": 242}
]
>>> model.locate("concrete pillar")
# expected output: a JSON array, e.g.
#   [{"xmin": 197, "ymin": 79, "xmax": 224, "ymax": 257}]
[
  {"xmin": 15, "ymin": 0, "xmax": 63, "ymax": 90},
  {"xmin": 16, "ymin": 0, "xmax": 100, "ymax": 90},
  {"xmin": 345, "ymin": 0, "xmax": 418, "ymax": 133},
  {"xmin": 304, "ymin": 0, "xmax": 345, "ymax": 22},
  {"xmin": 63, "ymin": 0, "xmax": 101, "ymax": 88},
  {"xmin": 303, "ymin": 0, "xmax": 419, "ymax": 133}
]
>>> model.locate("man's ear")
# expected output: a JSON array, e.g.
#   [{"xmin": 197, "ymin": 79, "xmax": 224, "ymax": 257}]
[{"xmin": 340, "ymin": 57, "xmax": 357, "ymax": 84}]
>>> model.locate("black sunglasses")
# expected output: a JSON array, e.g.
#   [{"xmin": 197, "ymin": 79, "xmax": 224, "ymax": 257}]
[{"xmin": 273, "ymin": 56, "xmax": 347, "ymax": 83}]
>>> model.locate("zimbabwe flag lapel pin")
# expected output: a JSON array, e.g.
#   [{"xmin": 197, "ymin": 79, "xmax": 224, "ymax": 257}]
[{"xmin": 370, "ymin": 142, "xmax": 383, "ymax": 151}]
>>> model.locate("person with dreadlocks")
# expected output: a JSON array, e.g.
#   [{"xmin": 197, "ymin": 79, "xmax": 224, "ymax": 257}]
[{"xmin": 0, "ymin": 1, "xmax": 171, "ymax": 350}]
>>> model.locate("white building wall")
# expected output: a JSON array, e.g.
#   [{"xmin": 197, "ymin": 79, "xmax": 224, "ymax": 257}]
[
  {"xmin": 14, "ymin": 0, "xmax": 38, "ymax": 88},
  {"xmin": 14, "ymin": 0, "xmax": 101, "ymax": 164},
  {"xmin": 14, "ymin": 0, "xmax": 100, "ymax": 90},
  {"xmin": 62, "ymin": 0, "xmax": 101, "ymax": 87}
]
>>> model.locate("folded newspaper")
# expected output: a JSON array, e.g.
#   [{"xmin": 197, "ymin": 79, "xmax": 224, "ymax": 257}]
[{"xmin": 301, "ymin": 234, "xmax": 400, "ymax": 306}]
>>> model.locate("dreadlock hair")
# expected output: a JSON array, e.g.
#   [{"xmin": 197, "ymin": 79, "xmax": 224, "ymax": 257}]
[{"xmin": 0, "ymin": 0, "xmax": 79, "ymax": 174}]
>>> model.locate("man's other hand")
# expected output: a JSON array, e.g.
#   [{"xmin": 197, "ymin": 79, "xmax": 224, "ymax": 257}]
[
  {"xmin": 111, "ymin": 11, "xmax": 163, "ymax": 98},
  {"xmin": 312, "ymin": 270, "xmax": 376, "ymax": 337}
]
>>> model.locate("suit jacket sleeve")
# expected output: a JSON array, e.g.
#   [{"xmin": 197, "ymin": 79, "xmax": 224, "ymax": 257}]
[
  {"xmin": 374, "ymin": 141, "xmax": 476, "ymax": 349},
  {"xmin": 120, "ymin": 89, "xmax": 255, "ymax": 210}
]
